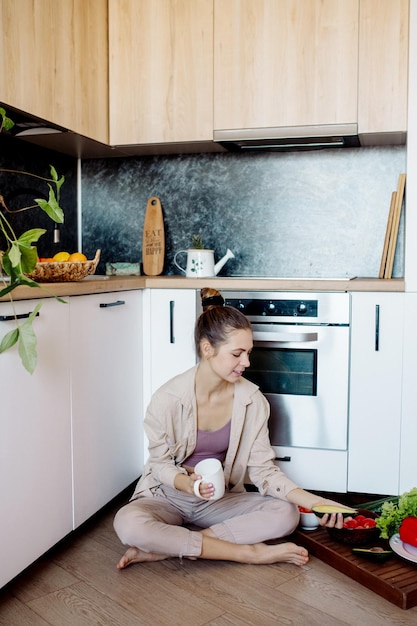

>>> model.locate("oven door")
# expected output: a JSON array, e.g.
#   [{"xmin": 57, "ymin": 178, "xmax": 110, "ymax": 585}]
[{"xmin": 247, "ymin": 324, "xmax": 349, "ymax": 450}]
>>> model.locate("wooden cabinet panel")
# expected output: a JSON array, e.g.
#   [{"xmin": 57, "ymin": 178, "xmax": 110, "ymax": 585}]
[
  {"xmin": 109, "ymin": 0, "xmax": 213, "ymax": 145},
  {"xmin": 214, "ymin": 0, "xmax": 358, "ymax": 132},
  {"xmin": 358, "ymin": 0, "xmax": 409, "ymax": 142},
  {"xmin": 0, "ymin": 0, "xmax": 108, "ymax": 143}
]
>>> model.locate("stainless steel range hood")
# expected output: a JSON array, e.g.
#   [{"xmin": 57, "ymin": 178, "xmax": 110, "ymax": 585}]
[{"xmin": 214, "ymin": 124, "xmax": 360, "ymax": 152}]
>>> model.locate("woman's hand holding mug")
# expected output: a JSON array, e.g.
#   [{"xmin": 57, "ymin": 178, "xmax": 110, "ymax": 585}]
[{"xmin": 193, "ymin": 458, "xmax": 225, "ymax": 501}]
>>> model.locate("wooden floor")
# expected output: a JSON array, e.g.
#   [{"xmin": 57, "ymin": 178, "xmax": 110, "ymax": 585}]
[{"xmin": 1, "ymin": 494, "xmax": 417, "ymax": 625}]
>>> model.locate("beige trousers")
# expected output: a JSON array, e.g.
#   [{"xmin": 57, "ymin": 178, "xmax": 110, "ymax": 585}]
[{"xmin": 113, "ymin": 485, "xmax": 299, "ymax": 559}]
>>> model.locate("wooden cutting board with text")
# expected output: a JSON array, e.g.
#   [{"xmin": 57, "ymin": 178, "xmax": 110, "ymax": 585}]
[{"xmin": 142, "ymin": 196, "xmax": 165, "ymax": 275}]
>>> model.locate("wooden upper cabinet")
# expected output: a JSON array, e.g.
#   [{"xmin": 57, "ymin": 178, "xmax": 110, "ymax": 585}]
[
  {"xmin": 358, "ymin": 0, "xmax": 409, "ymax": 143},
  {"xmin": 0, "ymin": 0, "xmax": 108, "ymax": 144},
  {"xmin": 213, "ymin": 0, "xmax": 359, "ymax": 132},
  {"xmin": 109, "ymin": 0, "xmax": 213, "ymax": 146}
]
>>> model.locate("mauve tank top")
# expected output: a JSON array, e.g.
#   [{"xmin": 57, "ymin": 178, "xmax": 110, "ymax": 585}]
[{"xmin": 184, "ymin": 420, "xmax": 231, "ymax": 467}]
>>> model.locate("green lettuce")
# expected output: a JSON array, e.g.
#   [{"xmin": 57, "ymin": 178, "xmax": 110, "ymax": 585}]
[{"xmin": 376, "ymin": 488, "xmax": 417, "ymax": 539}]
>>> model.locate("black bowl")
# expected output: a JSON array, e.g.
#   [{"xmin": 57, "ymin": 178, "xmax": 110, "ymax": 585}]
[{"xmin": 326, "ymin": 509, "xmax": 380, "ymax": 546}]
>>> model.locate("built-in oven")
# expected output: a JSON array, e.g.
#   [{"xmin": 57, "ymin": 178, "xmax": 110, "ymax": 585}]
[{"xmin": 224, "ymin": 291, "xmax": 350, "ymax": 490}]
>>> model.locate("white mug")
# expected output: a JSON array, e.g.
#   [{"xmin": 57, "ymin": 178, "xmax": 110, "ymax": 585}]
[{"xmin": 193, "ymin": 458, "xmax": 225, "ymax": 501}]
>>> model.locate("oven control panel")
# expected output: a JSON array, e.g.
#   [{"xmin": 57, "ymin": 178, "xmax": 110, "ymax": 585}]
[{"xmin": 224, "ymin": 298, "xmax": 318, "ymax": 318}]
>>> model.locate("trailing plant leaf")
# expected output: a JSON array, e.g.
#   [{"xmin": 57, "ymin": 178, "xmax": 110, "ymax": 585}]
[
  {"xmin": 0, "ymin": 110, "xmax": 66, "ymax": 370},
  {"xmin": 35, "ymin": 181, "xmax": 64, "ymax": 223},
  {"xmin": 17, "ymin": 244, "xmax": 39, "ymax": 273},
  {"xmin": 49, "ymin": 164, "xmax": 65, "ymax": 195},
  {"xmin": 0, "ymin": 327, "xmax": 19, "ymax": 353},
  {"xmin": 17, "ymin": 303, "xmax": 42, "ymax": 374},
  {"xmin": 4, "ymin": 242, "xmax": 38, "ymax": 274},
  {"xmin": 0, "ymin": 107, "xmax": 14, "ymax": 132},
  {"xmin": 8, "ymin": 242, "xmax": 23, "ymax": 268},
  {"xmin": 18, "ymin": 228, "xmax": 48, "ymax": 246},
  {"xmin": 0, "ymin": 273, "xmax": 41, "ymax": 299}
]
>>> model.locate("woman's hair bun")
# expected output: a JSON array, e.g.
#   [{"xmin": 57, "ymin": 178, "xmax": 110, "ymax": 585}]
[{"xmin": 200, "ymin": 287, "xmax": 225, "ymax": 311}]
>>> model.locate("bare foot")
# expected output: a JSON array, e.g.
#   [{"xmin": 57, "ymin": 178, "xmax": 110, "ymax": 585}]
[
  {"xmin": 250, "ymin": 542, "xmax": 309, "ymax": 566},
  {"xmin": 117, "ymin": 540, "xmax": 309, "ymax": 569},
  {"xmin": 116, "ymin": 547, "xmax": 170, "ymax": 569}
]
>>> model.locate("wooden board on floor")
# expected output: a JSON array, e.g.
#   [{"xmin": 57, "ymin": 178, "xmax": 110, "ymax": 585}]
[{"xmin": 292, "ymin": 526, "xmax": 417, "ymax": 610}]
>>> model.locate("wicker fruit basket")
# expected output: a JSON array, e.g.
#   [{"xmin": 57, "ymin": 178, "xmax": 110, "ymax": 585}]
[{"xmin": 26, "ymin": 249, "xmax": 101, "ymax": 282}]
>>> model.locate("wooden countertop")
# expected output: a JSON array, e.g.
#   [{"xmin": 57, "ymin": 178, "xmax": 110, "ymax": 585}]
[{"xmin": 0, "ymin": 275, "xmax": 405, "ymax": 302}]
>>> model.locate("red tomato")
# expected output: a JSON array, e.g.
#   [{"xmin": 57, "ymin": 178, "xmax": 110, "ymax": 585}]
[
  {"xmin": 345, "ymin": 519, "xmax": 358, "ymax": 528},
  {"xmin": 363, "ymin": 519, "xmax": 376, "ymax": 528},
  {"xmin": 298, "ymin": 506, "xmax": 313, "ymax": 513},
  {"xmin": 354, "ymin": 515, "xmax": 366, "ymax": 524}
]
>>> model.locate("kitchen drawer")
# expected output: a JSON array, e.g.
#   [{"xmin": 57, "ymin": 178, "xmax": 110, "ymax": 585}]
[{"xmin": 273, "ymin": 446, "xmax": 347, "ymax": 493}]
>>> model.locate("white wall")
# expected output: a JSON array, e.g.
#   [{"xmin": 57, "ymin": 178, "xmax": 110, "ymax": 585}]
[{"xmin": 405, "ymin": 0, "xmax": 417, "ymax": 291}]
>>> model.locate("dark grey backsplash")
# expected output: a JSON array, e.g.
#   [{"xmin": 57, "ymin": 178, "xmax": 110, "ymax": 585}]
[
  {"xmin": 1, "ymin": 136, "xmax": 406, "ymax": 279},
  {"xmin": 81, "ymin": 146, "xmax": 406, "ymax": 278},
  {"xmin": 0, "ymin": 135, "xmax": 78, "ymax": 258}
]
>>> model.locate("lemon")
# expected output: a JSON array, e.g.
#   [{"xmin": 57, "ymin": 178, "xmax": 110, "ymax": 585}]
[
  {"xmin": 53, "ymin": 251, "xmax": 71, "ymax": 262},
  {"xmin": 68, "ymin": 252, "xmax": 87, "ymax": 262}
]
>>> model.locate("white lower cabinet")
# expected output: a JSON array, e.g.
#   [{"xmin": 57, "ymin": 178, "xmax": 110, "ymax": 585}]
[
  {"xmin": 0, "ymin": 297, "xmax": 72, "ymax": 589},
  {"xmin": 399, "ymin": 293, "xmax": 417, "ymax": 493},
  {"xmin": 142, "ymin": 289, "xmax": 197, "ymax": 459},
  {"xmin": 348, "ymin": 292, "xmax": 404, "ymax": 495},
  {"xmin": 0, "ymin": 289, "xmax": 144, "ymax": 589},
  {"xmin": 70, "ymin": 291, "xmax": 143, "ymax": 528}
]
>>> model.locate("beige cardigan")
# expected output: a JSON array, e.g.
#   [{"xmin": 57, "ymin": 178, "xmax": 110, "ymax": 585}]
[{"xmin": 131, "ymin": 365, "xmax": 300, "ymax": 501}]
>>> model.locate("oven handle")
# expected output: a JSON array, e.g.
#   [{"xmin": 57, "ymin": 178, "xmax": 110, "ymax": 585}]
[{"xmin": 252, "ymin": 331, "xmax": 318, "ymax": 343}]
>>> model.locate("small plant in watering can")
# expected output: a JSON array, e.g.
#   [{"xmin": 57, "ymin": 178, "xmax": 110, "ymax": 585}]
[{"xmin": 191, "ymin": 234, "xmax": 204, "ymax": 249}]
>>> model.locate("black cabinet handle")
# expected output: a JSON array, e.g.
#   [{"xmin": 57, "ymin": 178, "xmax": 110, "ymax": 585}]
[
  {"xmin": 99, "ymin": 300, "xmax": 126, "ymax": 308},
  {"xmin": 375, "ymin": 304, "xmax": 380, "ymax": 351},
  {"xmin": 0, "ymin": 311, "xmax": 40, "ymax": 321},
  {"xmin": 170, "ymin": 300, "xmax": 175, "ymax": 344},
  {"xmin": 275, "ymin": 456, "xmax": 291, "ymax": 462}
]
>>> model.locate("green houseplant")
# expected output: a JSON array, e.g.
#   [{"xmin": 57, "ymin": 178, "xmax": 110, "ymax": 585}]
[
  {"xmin": 0, "ymin": 107, "xmax": 65, "ymax": 373},
  {"xmin": 191, "ymin": 233, "xmax": 204, "ymax": 249}
]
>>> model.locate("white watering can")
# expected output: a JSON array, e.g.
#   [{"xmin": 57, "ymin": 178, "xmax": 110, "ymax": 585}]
[{"xmin": 174, "ymin": 248, "xmax": 235, "ymax": 278}]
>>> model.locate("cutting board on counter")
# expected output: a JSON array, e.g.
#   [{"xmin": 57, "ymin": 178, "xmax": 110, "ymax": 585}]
[{"xmin": 142, "ymin": 196, "xmax": 165, "ymax": 275}]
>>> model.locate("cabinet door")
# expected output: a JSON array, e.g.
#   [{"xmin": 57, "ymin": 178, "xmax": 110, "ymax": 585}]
[
  {"xmin": 142, "ymin": 289, "xmax": 197, "ymax": 458},
  {"xmin": 148, "ymin": 289, "xmax": 196, "ymax": 391},
  {"xmin": 109, "ymin": 0, "xmax": 213, "ymax": 145},
  {"xmin": 0, "ymin": 0, "xmax": 108, "ymax": 143},
  {"xmin": 399, "ymin": 293, "xmax": 417, "ymax": 493},
  {"xmin": 274, "ymin": 448, "xmax": 347, "ymax": 493},
  {"xmin": 214, "ymin": 0, "xmax": 358, "ymax": 131},
  {"xmin": 70, "ymin": 291, "xmax": 143, "ymax": 528},
  {"xmin": 348, "ymin": 293, "xmax": 404, "ymax": 495},
  {"xmin": 0, "ymin": 298, "xmax": 72, "ymax": 589},
  {"xmin": 358, "ymin": 0, "xmax": 409, "ymax": 142}
]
